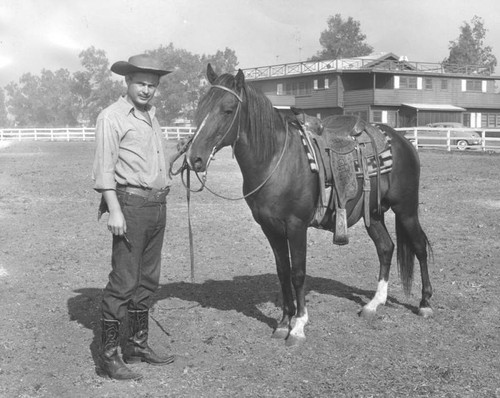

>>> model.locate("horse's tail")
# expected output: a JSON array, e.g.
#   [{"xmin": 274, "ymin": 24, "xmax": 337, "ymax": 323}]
[{"xmin": 395, "ymin": 215, "xmax": 432, "ymax": 297}]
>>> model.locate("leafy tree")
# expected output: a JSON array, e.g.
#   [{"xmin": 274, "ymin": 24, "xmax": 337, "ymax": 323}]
[
  {"xmin": 444, "ymin": 15, "xmax": 497, "ymax": 72},
  {"xmin": 0, "ymin": 87, "xmax": 8, "ymax": 127},
  {"xmin": 5, "ymin": 69, "xmax": 77, "ymax": 127},
  {"xmin": 73, "ymin": 46, "xmax": 124, "ymax": 125},
  {"xmin": 309, "ymin": 14, "xmax": 373, "ymax": 61},
  {"xmin": 148, "ymin": 44, "xmax": 238, "ymax": 124}
]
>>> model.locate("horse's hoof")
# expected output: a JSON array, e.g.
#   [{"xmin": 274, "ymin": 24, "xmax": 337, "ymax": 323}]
[
  {"xmin": 285, "ymin": 334, "xmax": 306, "ymax": 347},
  {"xmin": 359, "ymin": 307, "xmax": 377, "ymax": 320},
  {"xmin": 418, "ymin": 307, "xmax": 433, "ymax": 318},
  {"xmin": 272, "ymin": 327, "xmax": 289, "ymax": 340}
]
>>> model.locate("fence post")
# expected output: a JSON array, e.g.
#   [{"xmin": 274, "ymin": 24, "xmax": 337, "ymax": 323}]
[
  {"xmin": 481, "ymin": 131, "xmax": 486, "ymax": 152},
  {"xmin": 446, "ymin": 129, "xmax": 451, "ymax": 152}
]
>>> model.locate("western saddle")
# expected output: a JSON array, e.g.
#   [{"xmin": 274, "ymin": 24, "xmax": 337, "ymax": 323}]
[{"xmin": 291, "ymin": 112, "xmax": 392, "ymax": 245}]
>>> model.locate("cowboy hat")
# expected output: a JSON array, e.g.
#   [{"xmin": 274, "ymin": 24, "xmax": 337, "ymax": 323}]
[{"xmin": 110, "ymin": 54, "xmax": 173, "ymax": 76}]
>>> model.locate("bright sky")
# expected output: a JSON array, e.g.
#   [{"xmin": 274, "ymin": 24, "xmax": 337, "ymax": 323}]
[{"xmin": 1, "ymin": 0, "xmax": 500, "ymax": 87}]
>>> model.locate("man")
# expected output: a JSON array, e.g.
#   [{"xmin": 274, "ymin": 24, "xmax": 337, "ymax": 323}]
[{"xmin": 92, "ymin": 54, "xmax": 177, "ymax": 381}]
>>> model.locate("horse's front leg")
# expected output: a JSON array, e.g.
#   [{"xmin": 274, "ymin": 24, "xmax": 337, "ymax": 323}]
[
  {"xmin": 286, "ymin": 224, "xmax": 309, "ymax": 346},
  {"xmin": 261, "ymin": 225, "xmax": 295, "ymax": 340}
]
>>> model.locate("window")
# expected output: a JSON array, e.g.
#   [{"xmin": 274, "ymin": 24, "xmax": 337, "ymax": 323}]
[
  {"xmin": 277, "ymin": 83, "xmax": 283, "ymax": 95},
  {"xmin": 313, "ymin": 78, "xmax": 329, "ymax": 90},
  {"xmin": 399, "ymin": 76, "xmax": 417, "ymax": 89},
  {"xmin": 488, "ymin": 114, "xmax": 496, "ymax": 127},
  {"xmin": 372, "ymin": 110, "xmax": 383, "ymax": 123},
  {"xmin": 285, "ymin": 81, "xmax": 311, "ymax": 96},
  {"xmin": 424, "ymin": 78, "xmax": 433, "ymax": 90},
  {"xmin": 441, "ymin": 79, "xmax": 448, "ymax": 90},
  {"xmin": 466, "ymin": 80, "xmax": 483, "ymax": 92}
]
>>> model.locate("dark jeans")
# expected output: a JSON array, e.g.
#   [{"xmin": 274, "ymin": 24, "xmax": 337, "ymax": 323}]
[{"xmin": 101, "ymin": 191, "xmax": 167, "ymax": 321}]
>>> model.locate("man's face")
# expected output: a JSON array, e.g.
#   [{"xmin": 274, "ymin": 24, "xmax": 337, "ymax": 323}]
[{"xmin": 125, "ymin": 72, "xmax": 160, "ymax": 110}]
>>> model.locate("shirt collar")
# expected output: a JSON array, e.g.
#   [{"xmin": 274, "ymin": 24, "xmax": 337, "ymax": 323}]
[{"xmin": 117, "ymin": 96, "xmax": 156, "ymax": 118}]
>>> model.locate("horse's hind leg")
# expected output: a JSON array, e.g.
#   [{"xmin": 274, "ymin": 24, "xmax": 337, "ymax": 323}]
[
  {"xmin": 285, "ymin": 224, "xmax": 309, "ymax": 346},
  {"xmin": 360, "ymin": 215, "xmax": 394, "ymax": 319},
  {"xmin": 396, "ymin": 214, "xmax": 433, "ymax": 317}
]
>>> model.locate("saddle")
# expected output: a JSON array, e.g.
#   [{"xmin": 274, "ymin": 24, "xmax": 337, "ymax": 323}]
[{"xmin": 298, "ymin": 115, "xmax": 392, "ymax": 245}]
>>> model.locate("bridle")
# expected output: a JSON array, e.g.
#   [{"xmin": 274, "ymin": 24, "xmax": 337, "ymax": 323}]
[{"xmin": 183, "ymin": 83, "xmax": 289, "ymax": 201}]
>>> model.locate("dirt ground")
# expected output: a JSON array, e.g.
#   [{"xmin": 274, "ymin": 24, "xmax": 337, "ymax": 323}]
[{"xmin": 0, "ymin": 141, "xmax": 499, "ymax": 398}]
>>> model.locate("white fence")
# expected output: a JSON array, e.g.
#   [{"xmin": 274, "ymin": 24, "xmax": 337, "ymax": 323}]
[
  {"xmin": 394, "ymin": 128, "xmax": 500, "ymax": 152},
  {"xmin": 0, "ymin": 127, "xmax": 196, "ymax": 141},
  {"xmin": 2, "ymin": 126, "xmax": 500, "ymax": 152}
]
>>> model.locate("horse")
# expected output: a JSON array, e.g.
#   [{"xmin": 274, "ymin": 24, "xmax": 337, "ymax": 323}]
[{"xmin": 185, "ymin": 64, "xmax": 433, "ymax": 346}]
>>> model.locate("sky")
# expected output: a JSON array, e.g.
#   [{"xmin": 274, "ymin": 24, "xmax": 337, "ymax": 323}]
[{"xmin": 1, "ymin": 0, "xmax": 500, "ymax": 87}]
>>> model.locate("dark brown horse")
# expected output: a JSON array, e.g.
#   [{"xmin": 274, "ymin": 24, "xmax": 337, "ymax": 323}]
[{"xmin": 186, "ymin": 64, "xmax": 433, "ymax": 346}]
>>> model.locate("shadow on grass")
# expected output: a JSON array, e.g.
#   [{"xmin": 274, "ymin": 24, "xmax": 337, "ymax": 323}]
[{"xmin": 67, "ymin": 273, "xmax": 415, "ymax": 371}]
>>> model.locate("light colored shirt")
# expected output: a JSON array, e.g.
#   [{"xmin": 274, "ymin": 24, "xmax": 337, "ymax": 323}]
[{"xmin": 92, "ymin": 96, "xmax": 171, "ymax": 191}]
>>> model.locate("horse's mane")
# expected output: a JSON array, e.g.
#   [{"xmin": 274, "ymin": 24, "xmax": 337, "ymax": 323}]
[{"xmin": 198, "ymin": 73, "xmax": 283, "ymax": 163}]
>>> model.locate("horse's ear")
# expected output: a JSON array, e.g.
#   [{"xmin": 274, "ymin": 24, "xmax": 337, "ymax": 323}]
[
  {"xmin": 235, "ymin": 69, "xmax": 245, "ymax": 91},
  {"xmin": 207, "ymin": 63, "xmax": 218, "ymax": 84}
]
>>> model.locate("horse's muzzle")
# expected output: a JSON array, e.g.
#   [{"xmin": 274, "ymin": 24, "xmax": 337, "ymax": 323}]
[{"xmin": 187, "ymin": 155, "xmax": 206, "ymax": 173}]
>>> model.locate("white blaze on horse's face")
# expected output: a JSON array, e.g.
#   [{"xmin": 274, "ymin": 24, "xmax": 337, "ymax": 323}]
[{"xmin": 186, "ymin": 114, "xmax": 209, "ymax": 170}]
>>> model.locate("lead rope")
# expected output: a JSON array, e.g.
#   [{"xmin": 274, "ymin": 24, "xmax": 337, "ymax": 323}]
[{"xmin": 186, "ymin": 168, "xmax": 195, "ymax": 282}]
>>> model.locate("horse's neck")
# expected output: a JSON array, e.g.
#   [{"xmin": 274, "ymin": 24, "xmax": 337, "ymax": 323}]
[{"xmin": 233, "ymin": 116, "xmax": 288, "ymax": 184}]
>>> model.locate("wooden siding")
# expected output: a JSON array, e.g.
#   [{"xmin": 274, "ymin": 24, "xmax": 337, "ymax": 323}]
[
  {"xmin": 343, "ymin": 90, "xmax": 374, "ymax": 106},
  {"xmin": 295, "ymin": 88, "xmax": 339, "ymax": 108}
]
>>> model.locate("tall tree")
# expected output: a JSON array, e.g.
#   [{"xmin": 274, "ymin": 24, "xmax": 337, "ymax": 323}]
[
  {"xmin": 0, "ymin": 88, "xmax": 8, "ymax": 127},
  {"xmin": 149, "ymin": 43, "xmax": 238, "ymax": 124},
  {"xmin": 73, "ymin": 46, "xmax": 124, "ymax": 125},
  {"xmin": 309, "ymin": 14, "xmax": 373, "ymax": 61},
  {"xmin": 444, "ymin": 15, "xmax": 497, "ymax": 72}
]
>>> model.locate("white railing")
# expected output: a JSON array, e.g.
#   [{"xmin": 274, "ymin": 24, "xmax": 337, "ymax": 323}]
[
  {"xmin": 0, "ymin": 126, "xmax": 196, "ymax": 141},
  {"xmin": 2, "ymin": 126, "xmax": 500, "ymax": 152},
  {"xmin": 394, "ymin": 128, "xmax": 500, "ymax": 152}
]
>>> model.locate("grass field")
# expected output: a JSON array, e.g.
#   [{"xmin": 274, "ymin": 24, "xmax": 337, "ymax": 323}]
[{"xmin": 1, "ymin": 141, "xmax": 499, "ymax": 397}]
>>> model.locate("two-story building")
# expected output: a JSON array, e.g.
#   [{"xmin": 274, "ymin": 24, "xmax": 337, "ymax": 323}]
[{"xmin": 242, "ymin": 52, "xmax": 500, "ymax": 128}]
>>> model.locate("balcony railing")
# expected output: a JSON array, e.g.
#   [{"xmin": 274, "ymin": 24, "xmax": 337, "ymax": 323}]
[{"xmin": 242, "ymin": 57, "xmax": 494, "ymax": 80}]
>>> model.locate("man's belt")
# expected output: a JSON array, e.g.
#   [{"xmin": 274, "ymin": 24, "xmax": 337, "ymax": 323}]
[{"xmin": 116, "ymin": 184, "xmax": 170, "ymax": 202}]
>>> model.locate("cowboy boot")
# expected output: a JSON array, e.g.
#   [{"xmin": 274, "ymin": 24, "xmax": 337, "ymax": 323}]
[
  {"xmin": 100, "ymin": 319, "xmax": 142, "ymax": 380},
  {"xmin": 122, "ymin": 309, "xmax": 175, "ymax": 366}
]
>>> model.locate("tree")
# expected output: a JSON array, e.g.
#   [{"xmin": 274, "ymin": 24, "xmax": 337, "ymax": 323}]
[
  {"xmin": 73, "ymin": 46, "xmax": 124, "ymax": 125},
  {"xmin": 0, "ymin": 88, "xmax": 8, "ymax": 127},
  {"xmin": 444, "ymin": 15, "xmax": 497, "ymax": 72},
  {"xmin": 148, "ymin": 44, "xmax": 238, "ymax": 124},
  {"xmin": 5, "ymin": 69, "xmax": 77, "ymax": 127},
  {"xmin": 309, "ymin": 14, "xmax": 373, "ymax": 61}
]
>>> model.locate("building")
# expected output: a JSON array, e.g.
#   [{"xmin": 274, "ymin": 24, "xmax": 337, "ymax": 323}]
[{"xmin": 242, "ymin": 52, "xmax": 500, "ymax": 128}]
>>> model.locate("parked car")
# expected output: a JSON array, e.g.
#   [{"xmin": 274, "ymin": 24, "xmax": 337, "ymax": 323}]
[{"xmin": 404, "ymin": 122, "xmax": 482, "ymax": 150}]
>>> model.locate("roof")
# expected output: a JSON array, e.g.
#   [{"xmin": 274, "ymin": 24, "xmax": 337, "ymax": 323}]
[{"xmin": 401, "ymin": 103, "xmax": 466, "ymax": 111}]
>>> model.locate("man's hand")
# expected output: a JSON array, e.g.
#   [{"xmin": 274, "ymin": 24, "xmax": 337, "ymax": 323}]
[{"xmin": 102, "ymin": 190, "xmax": 127, "ymax": 236}]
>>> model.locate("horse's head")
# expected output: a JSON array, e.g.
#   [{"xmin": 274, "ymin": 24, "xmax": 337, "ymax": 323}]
[{"xmin": 187, "ymin": 64, "xmax": 245, "ymax": 172}]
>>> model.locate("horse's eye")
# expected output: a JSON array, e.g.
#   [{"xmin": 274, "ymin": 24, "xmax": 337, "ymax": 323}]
[{"xmin": 223, "ymin": 109, "xmax": 233, "ymax": 115}]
